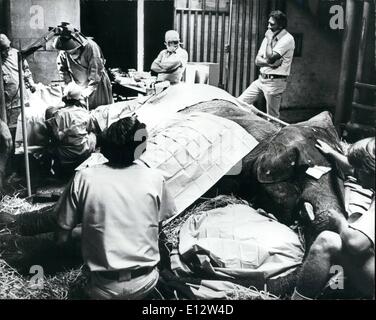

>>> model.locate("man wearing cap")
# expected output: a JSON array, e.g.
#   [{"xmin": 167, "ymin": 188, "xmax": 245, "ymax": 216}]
[
  {"xmin": 0, "ymin": 33, "xmax": 36, "ymax": 123},
  {"xmin": 45, "ymin": 82, "xmax": 96, "ymax": 176},
  {"xmin": 151, "ymin": 30, "xmax": 188, "ymax": 85},
  {"xmin": 238, "ymin": 11, "xmax": 295, "ymax": 119},
  {"xmin": 53, "ymin": 24, "xmax": 113, "ymax": 110}
]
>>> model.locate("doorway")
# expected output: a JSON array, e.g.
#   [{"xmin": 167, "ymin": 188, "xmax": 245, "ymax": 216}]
[{"xmin": 80, "ymin": 0, "xmax": 174, "ymax": 72}]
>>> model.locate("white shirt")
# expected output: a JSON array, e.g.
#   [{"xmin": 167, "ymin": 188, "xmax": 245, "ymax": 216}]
[
  {"xmin": 52, "ymin": 105, "xmax": 94, "ymax": 164},
  {"xmin": 258, "ymin": 29, "xmax": 295, "ymax": 76},
  {"xmin": 153, "ymin": 47, "xmax": 188, "ymax": 84},
  {"xmin": 56, "ymin": 161, "xmax": 176, "ymax": 271},
  {"xmin": 1, "ymin": 48, "xmax": 33, "ymax": 108}
]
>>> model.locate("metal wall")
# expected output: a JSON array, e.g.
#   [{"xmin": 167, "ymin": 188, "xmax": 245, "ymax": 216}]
[
  {"xmin": 174, "ymin": 0, "xmax": 282, "ymax": 97},
  {"xmin": 175, "ymin": 0, "xmax": 230, "ymax": 89}
]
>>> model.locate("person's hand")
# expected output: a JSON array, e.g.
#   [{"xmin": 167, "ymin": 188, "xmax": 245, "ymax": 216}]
[
  {"xmin": 315, "ymin": 139, "xmax": 334, "ymax": 155},
  {"xmin": 265, "ymin": 29, "xmax": 274, "ymax": 41},
  {"xmin": 82, "ymin": 87, "xmax": 93, "ymax": 99}
]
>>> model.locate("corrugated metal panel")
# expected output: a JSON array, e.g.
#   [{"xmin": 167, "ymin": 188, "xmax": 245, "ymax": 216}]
[
  {"xmin": 175, "ymin": 0, "xmax": 265, "ymax": 96},
  {"xmin": 227, "ymin": 0, "xmax": 266, "ymax": 97},
  {"xmin": 175, "ymin": 0, "xmax": 231, "ymax": 89}
]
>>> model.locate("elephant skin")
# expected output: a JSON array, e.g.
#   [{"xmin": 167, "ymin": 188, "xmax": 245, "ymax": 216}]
[
  {"xmin": 250, "ymin": 112, "xmax": 347, "ymax": 237},
  {"xmin": 181, "ymin": 102, "xmax": 347, "ymax": 237}
]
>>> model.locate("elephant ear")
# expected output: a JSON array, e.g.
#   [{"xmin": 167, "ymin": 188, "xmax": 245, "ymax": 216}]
[
  {"xmin": 296, "ymin": 111, "xmax": 339, "ymax": 142},
  {"xmin": 255, "ymin": 125, "xmax": 339, "ymax": 183}
]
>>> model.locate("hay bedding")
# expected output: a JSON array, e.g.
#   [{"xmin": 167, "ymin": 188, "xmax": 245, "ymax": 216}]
[
  {"xmin": 0, "ymin": 194, "xmax": 287, "ymax": 299},
  {"xmin": 0, "ymin": 259, "xmax": 87, "ymax": 299}
]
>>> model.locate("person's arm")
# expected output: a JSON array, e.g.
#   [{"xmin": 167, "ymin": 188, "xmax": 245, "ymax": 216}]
[
  {"xmin": 255, "ymin": 55, "xmax": 282, "ymax": 68},
  {"xmin": 340, "ymin": 225, "xmax": 373, "ymax": 255},
  {"xmin": 47, "ymin": 112, "xmax": 67, "ymax": 143},
  {"xmin": 264, "ymin": 30, "xmax": 282, "ymax": 64},
  {"xmin": 22, "ymin": 58, "xmax": 36, "ymax": 92},
  {"xmin": 255, "ymin": 38, "xmax": 282, "ymax": 68},
  {"xmin": 56, "ymin": 51, "xmax": 72, "ymax": 84},
  {"xmin": 82, "ymin": 42, "xmax": 106, "ymax": 98},
  {"xmin": 151, "ymin": 50, "xmax": 185, "ymax": 74},
  {"xmin": 316, "ymin": 139, "xmax": 354, "ymax": 175},
  {"xmin": 158, "ymin": 178, "xmax": 177, "ymax": 223},
  {"xmin": 54, "ymin": 174, "xmax": 82, "ymax": 246},
  {"xmin": 151, "ymin": 51, "xmax": 165, "ymax": 73}
]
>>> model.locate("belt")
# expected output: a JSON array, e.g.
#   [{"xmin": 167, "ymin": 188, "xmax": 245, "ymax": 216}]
[
  {"xmin": 260, "ymin": 74, "xmax": 287, "ymax": 79},
  {"xmin": 96, "ymin": 267, "xmax": 154, "ymax": 281}
]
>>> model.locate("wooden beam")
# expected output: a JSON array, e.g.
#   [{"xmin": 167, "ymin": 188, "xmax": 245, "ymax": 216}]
[
  {"xmin": 0, "ymin": 56, "xmax": 7, "ymax": 123},
  {"xmin": 137, "ymin": 0, "xmax": 144, "ymax": 72},
  {"xmin": 352, "ymin": 102, "xmax": 376, "ymax": 112},
  {"xmin": 355, "ymin": 82, "xmax": 376, "ymax": 91},
  {"xmin": 334, "ymin": 0, "xmax": 363, "ymax": 128}
]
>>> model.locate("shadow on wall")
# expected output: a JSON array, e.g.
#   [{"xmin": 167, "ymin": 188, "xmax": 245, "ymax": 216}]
[{"xmin": 281, "ymin": 1, "xmax": 342, "ymax": 111}]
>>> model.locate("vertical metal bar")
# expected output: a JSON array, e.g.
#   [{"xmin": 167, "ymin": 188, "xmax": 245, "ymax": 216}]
[
  {"xmin": 335, "ymin": 0, "xmax": 363, "ymax": 128},
  {"xmin": 353, "ymin": 1, "xmax": 371, "ymax": 104},
  {"xmin": 207, "ymin": 11, "xmax": 212, "ymax": 62},
  {"xmin": 18, "ymin": 52, "xmax": 32, "ymax": 197},
  {"xmin": 255, "ymin": 0, "xmax": 261, "ymax": 80},
  {"xmin": 219, "ymin": 12, "xmax": 226, "ymax": 86},
  {"xmin": 0, "ymin": 56, "xmax": 7, "ymax": 123},
  {"xmin": 213, "ymin": 0, "xmax": 219, "ymax": 63},
  {"xmin": 239, "ymin": 0, "xmax": 247, "ymax": 94},
  {"xmin": 173, "ymin": 0, "xmax": 177, "ymax": 28},
  {"xmin": 225, "ymin": 0, "xmax": 234, "ymax": 91},
  {"xmin": 200, "ymin": 0, "xmax": 206, "ymax": 62},
  {"xmin": 193, "ymin": 10, "xmax": 198, "ymax": 61},
  {"xmin": 137, "ymin": 0, "xmax": 144, "ymax": 72},
  {"xmin": 232, "ymin": 0, "xmax": 241, "ymax": 95},
  {"xmin": 187, "ymin": 0, "xmax": 191, "ymax": 59},
  {"xmin": 179, "ymin": 10, "xmax": 183, "ymax": 41},
  {"xmin": 246, "ymin": 0, "xmax": 254, "ymax": 86}
]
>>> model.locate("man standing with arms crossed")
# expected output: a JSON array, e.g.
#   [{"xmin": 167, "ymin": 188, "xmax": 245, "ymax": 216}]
[
  {"xmin": 238, "ymin": 10, "xmax": 295, "ymax": 119},
  {"xmin": 151, "ymin": 30, "xmax": 188, "ymax": 85}
]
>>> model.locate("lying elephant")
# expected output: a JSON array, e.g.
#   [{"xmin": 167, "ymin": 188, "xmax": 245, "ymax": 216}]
[
  {"xmin": 1, "ymin": 98, "xmax": 346, "ymax": 237},
  {"xmin": 180, "ymin": 101, "xmax": 347, "ymax": 238}
]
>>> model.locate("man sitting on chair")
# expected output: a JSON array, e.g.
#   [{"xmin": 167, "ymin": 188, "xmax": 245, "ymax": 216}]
[{"xmin": 151, "ymin": 30, "xmax": 188, "ymax": 85}]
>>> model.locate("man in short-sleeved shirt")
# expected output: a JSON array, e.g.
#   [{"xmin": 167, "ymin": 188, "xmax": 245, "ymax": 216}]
[
  {"xmin": 55, "ymin": 117, "xmax": 176, "ymax": 299},
  {"xmin": 1, "ymin": 34, "xmax": 36, "ymax": 123},
  {"xmin": 151, "ymin": 30, "xmax": 188, "ymax": 85},
  {"xmin": 56, "ymin": 161, "xmax": 176, "ymax": 272},
  {"xmin": 349, "ymin": 199, "xmax": 375, "ymax": 247},
  {"xmin": 238, "ymin": 11, "xmax": 295, "ymax": 118}
]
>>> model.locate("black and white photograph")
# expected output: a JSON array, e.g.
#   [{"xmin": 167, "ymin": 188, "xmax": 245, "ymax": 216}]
[{"xmin": 0, "ymin": 0, "xmax": 375, "ymax": 306}]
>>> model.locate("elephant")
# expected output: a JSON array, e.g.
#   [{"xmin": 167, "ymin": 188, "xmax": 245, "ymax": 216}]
[
  {"xmin": 2, "ymin": 99, "xmax": 347, "ymax": 237},
  {"xmin": 179, "ymin": 100, "xmax": 348, "ymax": 239},
  {"xmin": 0, "ymin": 90, "xmax": 348, "ymax": 275}
]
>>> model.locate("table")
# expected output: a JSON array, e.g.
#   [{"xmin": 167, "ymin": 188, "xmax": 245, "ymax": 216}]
[{"xmin": 112, "ymin": 77, "xmax": 148, "ymax": 99}]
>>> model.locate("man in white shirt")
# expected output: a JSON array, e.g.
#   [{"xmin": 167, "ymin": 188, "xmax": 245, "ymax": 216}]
[
  {"xmin": 151, "ymin": 30, "xmax": 188, "ymax": 85},
  {"xmin": 1, "ymin": 33, "xmax": 36, "ymax": 122},
  {"xmin": 55, "ymin": 116, "xmax": 176, "ymax": 299},
  {"xmin": 238, "ymin": 11, "xmax": 295, "ymax": 118}
]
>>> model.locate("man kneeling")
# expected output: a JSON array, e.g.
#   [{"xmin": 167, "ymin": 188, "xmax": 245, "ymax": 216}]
[{"xmin": 54, "ymin": 116, "xmax": 176, "ymax": 299}]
